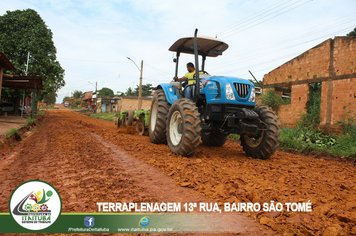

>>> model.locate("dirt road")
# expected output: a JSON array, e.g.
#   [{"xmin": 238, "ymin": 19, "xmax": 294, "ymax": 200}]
[{"xmin": 0, "ymin": 109, "xmax": 355, "ymax": 235}]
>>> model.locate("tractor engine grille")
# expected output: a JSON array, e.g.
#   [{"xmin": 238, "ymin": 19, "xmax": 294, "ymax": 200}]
[{"xmin": 234, "ymin": 83, "xmax": 250, "ymax": 98}]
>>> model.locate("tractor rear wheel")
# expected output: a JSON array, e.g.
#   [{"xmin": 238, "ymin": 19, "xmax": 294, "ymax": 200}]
[
  {"xmin": 201, "ymin": 132, "xmax": 228, "ymax": 147},
  {"xmin": 135, "ymin": 120, "xmax": 145, "ymax": 136},
  {"xmin": 149, "ymin": 89, "xmax": 170, "ymax": 144},
  {"xmin": 240, "ymin": 105, "xmax": 281, "ymax": 160},
  {"xmin": 125, "ymin": 110, "xmax": 134, "ymax": 126},
  {"xmin": 166, "ymin": 98, "xmax": 201, "ymax": 157}
]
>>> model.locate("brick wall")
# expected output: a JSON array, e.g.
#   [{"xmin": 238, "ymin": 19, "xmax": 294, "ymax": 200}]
[
  {"xmin": 119, "ymin": 98, "xmax": 152, "ymax": 112},
  {"xmin": 278, "ymin": 84, "xmax": 309, "ymax": 127},
  {"xmin": 263, "ymin": 36, "xmax": 356, "ymax": 130},
  {"xmin": 264, "ymin": 39, "xmax": 332, "ymax": 86},
  {"xmin": 321, "ymin": 78, "xmax": 356, "ymax": 126}
]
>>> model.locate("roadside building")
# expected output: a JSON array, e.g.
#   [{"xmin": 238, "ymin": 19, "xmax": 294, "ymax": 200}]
[
  {"xmin": 94, "ymin": 96, "xmax": 153, "ymax": 113},
  {"xmin": 263, "ymin": 36, "xmax": 356, "ymax": 132},
  {"xmin": 96, "ymin": 97, "xmax": 121, "ymax": 113},
  {"xmin": 82, "ymin": 91, "xmax": 93, "ymax": 108},
  {"xmin": 118, "ymin": 96, "xmax": 152, "ymax": 112},
  {"xmin": 0, "ymin": 51, "xmax": 16, "ymax": 99},
  {"xmin": 1, "ymin": 51, "xmax": 42, "ymax": 116}
]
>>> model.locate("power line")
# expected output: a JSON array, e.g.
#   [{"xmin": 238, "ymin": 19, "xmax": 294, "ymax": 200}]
[
  {"xmin": 217, "ymin": 27, "xmax": 354, "ymax": 77},
  {"xmin": 208, "ymin": 16, "xmax": 356, "ymax": 69},
  {"xmin": 212, "ymin": 0, "xmax": 293, "ymax": 37},
  {"xmin": 221, "ymin": 0, "xmax": 313, "ymax": 39}
]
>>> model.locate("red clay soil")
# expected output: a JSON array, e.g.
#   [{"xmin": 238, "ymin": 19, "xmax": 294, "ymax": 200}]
[{"xmin": 0, "ymin": 109, "xmax": 355, "ymax": 235}]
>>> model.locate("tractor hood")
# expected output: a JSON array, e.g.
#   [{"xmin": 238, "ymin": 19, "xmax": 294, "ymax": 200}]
[{"xmin": 201, "ymin": 76, "xmax": 256, "ymax": 106}]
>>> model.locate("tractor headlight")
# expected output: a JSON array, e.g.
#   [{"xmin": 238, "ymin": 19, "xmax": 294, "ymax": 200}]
[
  {"xmin": 225, "ymin": 83, "xmax": 236, "ymax": 100},
  {"xmin": 249, "ymin": 87, "xmax": 256, "ymax": 102}
]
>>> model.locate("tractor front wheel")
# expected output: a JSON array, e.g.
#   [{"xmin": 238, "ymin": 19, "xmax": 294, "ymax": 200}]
[
  {"xmin": 166, "ymin": 99, "xmax": 201, "ymax": 157},
  {"xmin": 240, "ymin": 105, "xmax": 281, "ymax": 160}
]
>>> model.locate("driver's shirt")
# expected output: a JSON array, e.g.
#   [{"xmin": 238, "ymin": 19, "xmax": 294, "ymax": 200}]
[{"xmin": 184, "ymin": 71, "xmax": 203, "ymax": 85}]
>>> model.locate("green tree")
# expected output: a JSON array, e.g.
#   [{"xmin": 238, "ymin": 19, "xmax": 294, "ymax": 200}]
[
  {"xmin": 73, "ymin": 90, "xmax": 83, "ymax": 99},
  {"xmin": 0, "ymin": 9, "xmax": 65, "ymax": 100},
  {"xmin": 347, "ymin": 27, "xmax": 356, "ymax": 37},
  {"xmin": 98, "ymin": 87, "xmax": 114, "ymax": 97},
  {"xmin": 248, "ymin": 79, "xmax": 263, "ymax": 88},
  {"xmin": 43, "ymin": 92, "xmax": 57, "ymax": 105},
  {"xmin": 74, "ymin": 100, "xmax": 81, "ymax": 107},
  {"xmin": 133, "ymin": 83, "xmax": 153, "ymax": 96},
  {"xmin": 125, "ymin": 87, "xmax": 134, "ymax": 96},
  {"xmin": 63, "ymin": 96, "xmax": 70, "ymax": 102}
]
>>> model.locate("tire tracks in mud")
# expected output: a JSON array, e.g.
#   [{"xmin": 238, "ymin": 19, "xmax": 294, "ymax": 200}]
[
  {"xmin": 91, "ymin": 133, "xmax": 273, "ymax": 234},
  {"xmin": 2, "ymin": 109, "xmax": 356, "ymax": 235},
  {"xmin": 0, "ymin": 110, "xmax": 274, "ymax": 235}
]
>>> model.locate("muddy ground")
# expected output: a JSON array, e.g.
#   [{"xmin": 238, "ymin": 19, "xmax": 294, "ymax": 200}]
[{"xmin": 0, "ymin": 109, "xmax": 355, "ymax": 235}]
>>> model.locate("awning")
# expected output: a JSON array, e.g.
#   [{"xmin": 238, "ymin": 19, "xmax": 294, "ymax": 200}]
[
  {"xmin": 2, "ymin": 74, "xmax": 43, "ymax": 91},
  {"xmin": 0, "ymin": 52, "xmax": 16, "ymax": 71},
  {"xmin": 169, "ymin": 36, "xmax": 229, "ymax": 57}
]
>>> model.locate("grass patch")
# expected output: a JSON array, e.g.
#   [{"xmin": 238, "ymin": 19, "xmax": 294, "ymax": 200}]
[
  {"xmin": 5, "ymin": 128, "xmax": 18, "ymax": 138},
  {"xmin": 37, "ymin": 110, "xmax": 45, "ymax": 116},
  {"xmin": 280, "ymin": 113, "xmax": 356, "ymax": 159},
  {"xmin": 228, "ymin": 133, "xmax": 240, "ymax": 141},
  {"xmin": 89, "ymin": 112, "xmax": 117, "ymax": 121},
  {"xmin": 68, "ymin": 107, "xmax": 83, "ymax": 110}
]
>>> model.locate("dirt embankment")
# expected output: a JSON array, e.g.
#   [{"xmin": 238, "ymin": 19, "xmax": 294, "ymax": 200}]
[{"xmin": 0, "ymin": 109, "xmax": 355, "ymax": 235}]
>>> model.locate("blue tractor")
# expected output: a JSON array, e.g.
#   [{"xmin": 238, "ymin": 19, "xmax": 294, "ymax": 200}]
[{"xmin": 149, "ymin": 29, "xmax": 280, "ymax": 159}]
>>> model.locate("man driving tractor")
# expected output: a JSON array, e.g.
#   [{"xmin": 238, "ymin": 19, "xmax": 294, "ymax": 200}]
[{"xmin": 174, "ymin": 62, "xmax": 202, "ymax": 99}]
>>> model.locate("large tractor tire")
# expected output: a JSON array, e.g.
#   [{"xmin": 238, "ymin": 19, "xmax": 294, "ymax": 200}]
[
  {"xmin": 240, "ymin": 105, "xmax": 281, "ymax": 160},
  {"xmin": 149, "ymin": 89, "xmax": 170, "ymax": 144},
  {"xmin": 125, "ymin": 110, "xmax": 134, "ymax": 126},
  {"xmin": 201, "ymin": 132, "xmax": 228, "ymax": 147},
  {"xmin": 166, "ymin": 98, "xmax": 201, "ymax": 157}
]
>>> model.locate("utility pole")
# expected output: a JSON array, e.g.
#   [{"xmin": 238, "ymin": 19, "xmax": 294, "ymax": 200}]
[
  {"xmin": 138, "ymin": 60, "xmax": 143, "ymax": 110},
  {"xmin": 127, "ymin": 57, "xmax": 144, "ymax": 110},
  {"xmin": 23, "ymin": 52, "xmax": 30, "ymax": 117}
]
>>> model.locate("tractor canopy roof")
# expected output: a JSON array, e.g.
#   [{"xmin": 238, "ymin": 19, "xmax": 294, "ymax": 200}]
[{"xmin": 169, "ymin": 36, "xmax": 228, "ymax": 57}]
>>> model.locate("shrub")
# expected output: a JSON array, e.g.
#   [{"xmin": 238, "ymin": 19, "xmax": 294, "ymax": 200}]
[{"xmin": 261, "ymin": 89, "xmax": 290, "ymax": 114}]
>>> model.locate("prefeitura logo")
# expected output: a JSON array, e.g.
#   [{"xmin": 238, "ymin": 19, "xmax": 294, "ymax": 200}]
[{"xmin": 9, "ymin": 180, "xmax": 62, "ymax": 230}]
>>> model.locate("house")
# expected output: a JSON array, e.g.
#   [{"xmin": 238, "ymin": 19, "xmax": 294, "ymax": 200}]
[
  {"xmin": 82, "ymin": 91, "xmax": 93, "ymax": 108},
  {"xmin": 118, "ymin": 96, "xmax": 152, "ymax": 112},
  {"xmin": 0, "ymin": 51, "xmax": 42, "ymax": 117},
  {"xmin": 94, "ymin": 95, "xmax": 153, "ymax": 113},
  {"xmin": 96, "ymin": 97, "xmax": 121, "ymax": 113},
  {"xmin": 263, "ymin": 36, "xmax": 356, "ymax": 132}
]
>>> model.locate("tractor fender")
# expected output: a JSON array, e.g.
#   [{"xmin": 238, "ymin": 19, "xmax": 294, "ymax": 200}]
[{"xmin": 157, "ymin": 84, "xmax": 179, "ymax": 105}]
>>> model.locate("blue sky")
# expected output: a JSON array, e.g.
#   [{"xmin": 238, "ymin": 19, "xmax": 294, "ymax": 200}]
[{"xmin": 1, "ymin": 0, "xmax": 355, "ymax": 102}]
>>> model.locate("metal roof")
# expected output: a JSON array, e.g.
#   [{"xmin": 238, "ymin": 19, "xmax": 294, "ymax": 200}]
[
  {"xmin": 169, "ymin": 36, "xmax": 229, "ymax": 57},
  {"xmin": 0, "ymin": 52, "xmax": 16, "ymax": 71}
]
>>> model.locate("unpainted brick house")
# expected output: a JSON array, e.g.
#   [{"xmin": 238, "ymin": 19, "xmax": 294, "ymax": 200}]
[
  {"xmin": 118, "ymin": 96, "xmax": 152, "ymax": 111},
  {"xmin": 263, "ymin": 36, "xmax": 356, "ymax": 132}
]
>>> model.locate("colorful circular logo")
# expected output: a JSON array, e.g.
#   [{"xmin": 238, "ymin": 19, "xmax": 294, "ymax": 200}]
[{"xmin": 9, "ymin": 180, "xmax": 62, "ymax": 230}]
